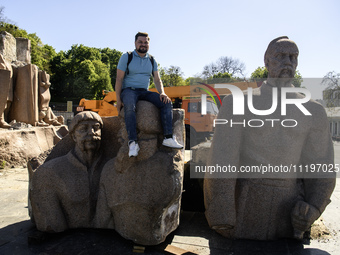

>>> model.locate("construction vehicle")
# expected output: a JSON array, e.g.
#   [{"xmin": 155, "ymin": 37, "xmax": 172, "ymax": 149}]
[{"xmin": 77, "ymin": 82, "xmax": 258, "ymax": 148}]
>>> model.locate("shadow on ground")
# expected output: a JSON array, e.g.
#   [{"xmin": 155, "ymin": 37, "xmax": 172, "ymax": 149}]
[{"xmin": 0, "ymin": 213, "xmax": 331, "ymax": 255}]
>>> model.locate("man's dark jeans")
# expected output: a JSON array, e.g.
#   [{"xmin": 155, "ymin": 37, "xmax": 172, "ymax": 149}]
[{"xmin": 120, "ymin": 87, "xmax": 173, "ymax": 142}]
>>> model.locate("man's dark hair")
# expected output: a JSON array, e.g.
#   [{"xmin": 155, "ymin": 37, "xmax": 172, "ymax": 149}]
[{"xmin": 135, "ymin": 32, "xmax": 150, "ymax": 42}]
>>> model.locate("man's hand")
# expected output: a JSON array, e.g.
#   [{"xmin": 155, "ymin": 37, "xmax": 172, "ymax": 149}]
[
  {"xmin": 116, "ymin": 100, "xmax": 123, "ymax": 114},
  {"xmin": 291, "ymin": 200, "xmax": 320, "ymax": 239},
  {"xmin": 160, "ymin": 93, "xmax": 171, "ymax": 103}
]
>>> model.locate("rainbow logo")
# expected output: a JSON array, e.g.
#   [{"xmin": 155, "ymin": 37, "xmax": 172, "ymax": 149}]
[{"xmin": 197, "ymin": 82, "xmax": 222, "ymax": 107}]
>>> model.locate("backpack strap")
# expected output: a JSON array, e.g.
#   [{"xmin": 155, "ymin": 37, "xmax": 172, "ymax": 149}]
[
  {"xmin": 126, "ymin": 51, "xmax": 133, "ymax": 75},
  {"xmin": 126, "ymin": 51, "xmax": 155, "ymax": 77},
  {"xmin": 149, "ymin": 54, "xmax": 155, "ymax": 77}
]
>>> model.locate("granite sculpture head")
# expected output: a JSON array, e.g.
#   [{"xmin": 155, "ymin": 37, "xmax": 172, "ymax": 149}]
[
  {"xmin": 264, "ymin": 36, "xmax": 299, "ymax": 84},
  {"xmin": 69, "ymin": 111, "xmax": 103, "ymax": 153}
]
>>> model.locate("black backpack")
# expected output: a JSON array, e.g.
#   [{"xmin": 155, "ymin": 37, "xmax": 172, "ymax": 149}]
[{"xmin": 126, "ymin": 51, "xmax": 155, "ymax": 76}]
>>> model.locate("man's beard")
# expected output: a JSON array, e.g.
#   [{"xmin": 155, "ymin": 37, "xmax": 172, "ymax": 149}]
[
  {"xmin": 279, "ymin": 67, "xmax": 294, "ymax": 78},
  {"xmin": 137, "ymin": 47, "xmax": 148, "ymax": 53},
  {"xmin": 81, "ymin": 136, "xmax": 101, "ymax": 151}
]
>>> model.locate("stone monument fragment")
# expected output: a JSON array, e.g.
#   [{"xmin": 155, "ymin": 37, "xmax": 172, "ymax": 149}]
[
  {"xmin": 0, "ymin": 31, "xmax": 63, "ymax": 128},
  {"xmin": 38, "ymin": 70, "xmax": 63, "ymax": 126},
  {"xmin": 0, "ymin": 31, "xmax": 16, "ymax": 62},
  {"xmin": 29, "ymin": 105, "xmax": 185, "ymax": 245},
  {"xmin": 0, "ymin": 55, "xmax": 12, "ymax": 128},
  {"xmin": 10, "ymin": 64, "xmax": 39, "ymax": 126},
  {"xmin": 204, "ymin": 36, "xmax": 336, "ymax": 240},
  {"xmin": 16, "ymin": 37, "xmax": 31, "ymax": 63},
  {"xmin": 30, "ymin": 111, "xmax": 108, "ymax": 232},
  {"xmin": 95, "ymin": 101, "xmax": 184, "ymax": 245}
]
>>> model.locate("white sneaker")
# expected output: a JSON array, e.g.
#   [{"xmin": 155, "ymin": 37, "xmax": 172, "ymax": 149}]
[
  {"xmin": 162, "ymin": 137, "xmax": 183, "ymax": 149},
  {"xmin": 128, "ymin": 141, "xmax": 140, "ymax": 157}
]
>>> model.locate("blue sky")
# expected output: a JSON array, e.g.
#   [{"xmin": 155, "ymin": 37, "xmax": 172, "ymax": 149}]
[{"xmin": 1, "ymin": 0, "xmax": 339, "ymax": 99}]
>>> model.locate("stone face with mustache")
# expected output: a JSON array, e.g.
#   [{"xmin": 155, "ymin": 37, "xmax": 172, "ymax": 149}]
[
  {"xmin": 264, "ymin": 37, "xmax": 299, "ymax": 87},
  {"xmin": 30, "ymin": 111, "xmax": 107, "ymax": 233},
  {"xmin": 72, "ymin": 120, "xmax": 102, "ymax": 153}
]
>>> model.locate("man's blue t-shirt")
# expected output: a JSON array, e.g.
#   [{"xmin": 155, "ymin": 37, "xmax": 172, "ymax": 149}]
[{"xmin": 117, "ymin": 50, "xmax": 158, "ymax": 90}]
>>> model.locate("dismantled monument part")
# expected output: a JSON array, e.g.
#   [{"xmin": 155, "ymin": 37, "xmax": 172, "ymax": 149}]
[
  {"xmin": 0, "ymin": 31, "xmax": 64, "ymax": 129},
  {"xmin": 204, "ymin": 36, "xmax": 336, "ymax": 241},
  {"xmin": 29, "ymin": 105, "xmax": 185, "ymax": 245}
]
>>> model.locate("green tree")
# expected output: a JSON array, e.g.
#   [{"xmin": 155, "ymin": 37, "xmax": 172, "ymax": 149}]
[
  {"xmin": 91, "ymin": 59, "xmax": 112, "ymax": 99},
  {"xmin": 292, "ymin": 70, "xmax": 303, "ymax": 87},
  {"xmin": 206, "ymin": 72, "xmax": 238, "ymax": 84},
  {"xmin": 250, "ymin": 66, "xmax": 303, "ymax": 87},
  {"xmin": 160, "ymin": 65, "xmax": 186, "ymax": 87},
  {"xmin": 250, "ymin": 66, "xmax": 268, "ymax": 80},
  {"xmin": 0, "ymin": 22, "xmax": 27, "ymax": 37},
  {"xmin": 73, "ymin": 59, "xmax": 112, "ymax": 99},
  {"xmin": 40, "ymin": 44, "xmax": 57, "ymax": 74},
  {"xmin": 49, "ymin": 51, "xmax": 70, "ymax": 100},
  {"xmin": 51, "ymin": 44, "xmax": 103, "ymax": 100},
  {"xmin": 100, "ymin": 48, "xmax": 122, "ymax": 90},
  {"xmin": 50, "ymin": 44, "xmax": 120, "ymax": 101},
  {"xmin": 185, "ymin": 76, "xmax": 203, "ymax": 85}
]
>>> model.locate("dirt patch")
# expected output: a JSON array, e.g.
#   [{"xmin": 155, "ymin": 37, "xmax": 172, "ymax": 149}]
[
  {"xmin": 0, "ymin": 138, "xmax": 27, "ymax": 168},
  {"xmin": 311, "ymin": 217, "xmax": 333, "ymax": 240}
]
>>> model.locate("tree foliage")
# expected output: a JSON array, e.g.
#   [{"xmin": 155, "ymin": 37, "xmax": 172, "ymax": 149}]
[
  {"xmin": 250, "ymin": 66, "xmax": 268, "ymax": 80},
  {"xmin": 207, "ymin": 72, "xmax": 237, "ymax": 84},
  {"xmin": 160, "ymin": 65, "xmax": 187, "ymax": 87},
  {"xmin": 250, "ymin": 66, "xmax": 303, "ymax": 87},
  {"xmin": 322, "ymin": 71, "xmax": 340, "ymax": 90},
  {"xmin": 50, "ymin": 44, "xmax": 120, "ymax": 101},
  {"xmin": 202, "ymin": 56, "xmax": 246, "ymax": 79},
  {"xmin": 322, "ymin": 71, "xmax": 340, "ymax": 108},
  {"xmin": 100, "ymin": 48, "xmax": 122, "ymax": 87}
]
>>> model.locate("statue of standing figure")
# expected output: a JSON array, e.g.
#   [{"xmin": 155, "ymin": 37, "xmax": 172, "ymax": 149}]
[
  {"xmin": 204, "ymin": 36, "xmax": 336, "ymax": 240},
  {"xmin": 0, "ymin": 31, "xmax": 63, "ymax": 128},
  {"xmin": 38, "ymin": 70, "xmax": 63, "ymax": 126},
  {"xmin": 0, "ymin": 54, "xmax": 13, "ymax": 128}
]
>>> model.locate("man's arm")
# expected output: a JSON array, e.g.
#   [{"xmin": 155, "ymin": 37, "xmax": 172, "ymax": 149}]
[
  {"xmin": 153, "ymin": 70, "xmax": 171, "ymax": 103},
  {"xmin": 115, "ymin": 69, "xmax": 125, "ymax": 113}
]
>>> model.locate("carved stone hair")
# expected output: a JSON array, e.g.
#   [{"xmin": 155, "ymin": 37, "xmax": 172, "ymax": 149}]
[
  {"xmin": 264, "ymin": 36, "xmax": 299, "ymax": 65},
  {"xmin": 69, "ymin": 111, "xmax": 103, "ymax": 134}
]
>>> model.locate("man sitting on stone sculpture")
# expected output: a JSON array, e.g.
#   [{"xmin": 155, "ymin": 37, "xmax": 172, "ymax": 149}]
[
  {"xmin": 115, "ymin": 32, "xmax": 183, "ymax": 157},
  {"xmin": 94, "ymin": 101, "xmax": 183, "ymax": 245},
  {"xmin": 204, "ymin": 36, "xmax": 336, "ymax": 240},
  {"xmin": 30, "ymin": 111, "xmax": 107, "ymax": 232}
]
